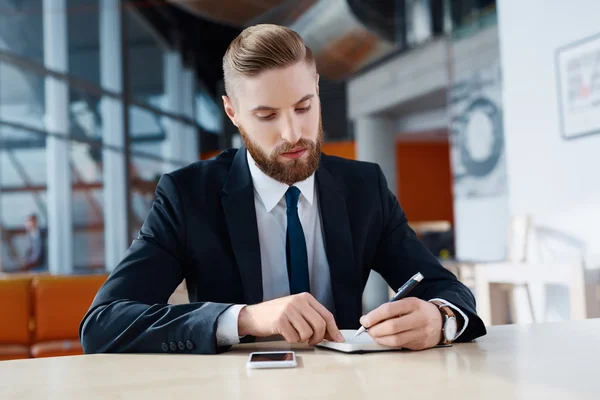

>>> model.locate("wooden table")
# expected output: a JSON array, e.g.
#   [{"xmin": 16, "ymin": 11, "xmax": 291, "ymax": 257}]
[{"xmin": 2, "ymin": 320, "xmax": 599, "ymax": 399}]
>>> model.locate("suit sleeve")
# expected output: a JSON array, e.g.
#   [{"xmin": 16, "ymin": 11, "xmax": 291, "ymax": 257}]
[
  {"xmin": 370, "ymin": 165, "xmax": 486, "ymax": 342},
  {"xmin": 79, "ymin": 174, "xmax": 234, "ymax": 354}
]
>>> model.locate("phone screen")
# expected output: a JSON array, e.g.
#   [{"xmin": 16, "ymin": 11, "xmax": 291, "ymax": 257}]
[{"xmin": 250, "ymin": 352, "xmax": 294, "ymax": 362}]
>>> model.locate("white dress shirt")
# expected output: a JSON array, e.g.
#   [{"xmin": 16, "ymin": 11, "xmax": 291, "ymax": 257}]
[{"xmin": 215, "ymin": 150, "xmax": 468, "ymax": 346}]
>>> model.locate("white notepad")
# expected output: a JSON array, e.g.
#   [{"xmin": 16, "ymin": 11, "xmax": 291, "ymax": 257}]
[{"xmin": 316, "ymin": 329, "xmax": 401, "ymax": 353}]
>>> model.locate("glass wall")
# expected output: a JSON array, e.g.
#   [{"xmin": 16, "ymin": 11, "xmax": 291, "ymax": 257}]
[
  {"xmin": 68, "ymin": 0, "xmax": 101, "ymax": 87},
  {"xmin": 0, "ymin": 0, "xmax": 206, "ymax": 274},
  {"xmin": 449, "ymin": 0, "xmax": 497, "ymax": 39},
  {"xmin": 126, "ymin": 6, "xmax": 166, "ymax": 109},
  {"xmin": 0, "ymin": 0, "xmax": 44, "ymax": 64}
]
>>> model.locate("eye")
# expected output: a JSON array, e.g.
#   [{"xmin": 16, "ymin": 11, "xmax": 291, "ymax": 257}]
[
  {"xmin": 296, "ymin": 105, "xmax": 311, "ymax": 113},
  {"xmin": 257, "ymin": 113, "xmax": 276, "ymax": 121}
]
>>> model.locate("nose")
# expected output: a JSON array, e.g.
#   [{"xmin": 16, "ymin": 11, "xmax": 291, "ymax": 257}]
[{"xmin": 280, "ymin": 115, "xmax": 302, "ymax": 144}]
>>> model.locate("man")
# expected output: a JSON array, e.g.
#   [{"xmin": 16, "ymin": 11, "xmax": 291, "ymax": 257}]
[
  {"xmin": 21, "ymin": 214, "xmax": 44, "ymax": 272},
  {"xmin": 80, "ymin": 24, "xmax": 486, "ymax": 355}
]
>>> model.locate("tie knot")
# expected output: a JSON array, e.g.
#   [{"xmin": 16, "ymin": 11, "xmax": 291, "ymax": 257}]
[{"xmin": 285, "ymin": 186, "xmax": 301, "ymax": 210}]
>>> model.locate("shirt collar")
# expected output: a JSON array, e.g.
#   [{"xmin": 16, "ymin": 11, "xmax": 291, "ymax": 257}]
[{"xmin": 246, "ymin": 150, "xmax": 315, "ymax": 212}]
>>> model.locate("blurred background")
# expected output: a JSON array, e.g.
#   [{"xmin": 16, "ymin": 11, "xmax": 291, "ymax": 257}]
[{"xmin": 1, "ymin": 0, "xmax": 599, "ymax": 360}]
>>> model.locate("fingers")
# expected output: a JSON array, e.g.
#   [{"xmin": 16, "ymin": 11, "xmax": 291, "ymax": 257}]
[
  {"xmin": 372, "ymin": 328, "xmax": 422, "ymax": 349},
  {"xmin": 360, "ymin": 297, "xmax": 420, "ymax": 328},
  {"xmin": 300, "ymin": 305, "xmax": 327, "ymax": 345},
  {"xmin": 275, "ymin": 293, "xmax": 344, "ymax": 344},
  {"xmin": 286, "ymin": 305, "xmax": 314, "ymax": 343},
  {"xmin": 277, "ymin": 316, "xmax": 300, "ymax": 343},
  {"xmin": 368, "ymin": 301, "xmax": 444, "ymax": 350},
  {"xmin": 367, "ymin": 312, "xmax": 419, "ymax": 339},
  {"xmin": 307, "ymin": 295, "xmax": 344, "ymax": 342}
]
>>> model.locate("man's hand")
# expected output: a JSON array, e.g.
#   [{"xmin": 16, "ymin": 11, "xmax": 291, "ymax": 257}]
[
  {"xmin": 238, "ymin": 293, "xmax": 345, "ymax": 345},
  {"xmin": 359, "ymin": 297, "xmax": 442, "ymax": 351}
]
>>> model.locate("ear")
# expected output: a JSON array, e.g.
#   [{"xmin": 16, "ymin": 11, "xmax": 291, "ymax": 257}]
[
  {"xmin": 222, "ymin": 95, "xmax": 238, "ymax": 127},
  {"xmin": 315, "ymin": 74, "xmax": 320, "ymax": 95}
]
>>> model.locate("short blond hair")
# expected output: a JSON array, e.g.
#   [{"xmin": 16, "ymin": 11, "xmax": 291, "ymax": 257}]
[{"xmin": 222, "ymin": 24, "xmax": 316, "ymax": 97}]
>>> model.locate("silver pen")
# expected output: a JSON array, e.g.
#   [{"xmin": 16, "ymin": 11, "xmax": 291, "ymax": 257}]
[{"xmin": 354, "ymin": 272, "xmax": 424, "ymax": 337}]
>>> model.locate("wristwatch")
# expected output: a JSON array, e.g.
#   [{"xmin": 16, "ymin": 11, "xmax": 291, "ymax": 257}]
[{"xmin": 430, "ymin": 300, "xmax": 458, "ymax": 345}]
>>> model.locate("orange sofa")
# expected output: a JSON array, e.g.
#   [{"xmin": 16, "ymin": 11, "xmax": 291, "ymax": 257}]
[
  {"xmin": 0, "ymin": 273, "xmax": 107, "ymax": 361},
  {"xmin": 0, "ymin": 277, "xmax": 32, "ymax": 361}
]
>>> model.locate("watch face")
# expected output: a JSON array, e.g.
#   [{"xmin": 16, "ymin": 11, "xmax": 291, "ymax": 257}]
[{"xmin": 445, "ymin": 318, "xmax": 458, "ymax": 341}]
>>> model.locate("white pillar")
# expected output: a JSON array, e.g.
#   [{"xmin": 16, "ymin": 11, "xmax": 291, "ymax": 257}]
[
  {"xmin": 356, "ymin": 116, "xmax": 398, "ymax": 193},
  {"xmin": 43, "ymin": 0, "xmax": 72, "ymax": 274},
  {"xmin": 100, "ymin": 0, "xmax": 128, "ymax": 271},
  {"xmin": 355, "ymin": 115, "xmax": 397, "ymax": 312},
  {"xmin": 163, "ymin": 53, "xmax": 199, "ymax": 167},
  {"xmin": 163, "ymin": 51, "xmax": 184, "ymax": 166},
  {"xmin": 181, "ymin": 67, "xmax": 199, "ymax": 164}
]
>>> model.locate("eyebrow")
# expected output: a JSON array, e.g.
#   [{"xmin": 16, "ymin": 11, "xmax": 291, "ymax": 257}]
[{"xmin": 250, "ymin": 94, "xmax": 314, "ymax": 112}]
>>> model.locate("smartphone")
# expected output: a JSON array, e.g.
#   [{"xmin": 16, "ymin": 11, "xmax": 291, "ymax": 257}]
[{"xmin": 246, "ymin": 351, "xmax": 297, "ymax": 369}]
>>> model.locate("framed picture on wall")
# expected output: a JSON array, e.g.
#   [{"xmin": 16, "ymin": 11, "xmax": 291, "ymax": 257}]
[
  {"xmin": 449, "ymin": 62, "xmax": 507, "ymax": 199},
  {"xmin": 555, "ymin": 32, "xmax": 600, "ymax": 140}
]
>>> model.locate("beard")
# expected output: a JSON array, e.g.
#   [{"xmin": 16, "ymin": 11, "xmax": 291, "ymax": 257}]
[{"xmin": 239, "ymin": 116, "xmax": 323, "ymax": 185}]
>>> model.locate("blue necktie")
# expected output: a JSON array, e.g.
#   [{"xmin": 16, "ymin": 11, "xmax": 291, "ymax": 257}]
[{"xmin": 285, "ymin": 187, "xmax": 310, "ymax": 294}]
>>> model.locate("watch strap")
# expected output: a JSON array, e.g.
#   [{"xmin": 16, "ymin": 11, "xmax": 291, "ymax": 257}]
[{"xmin": 430, "ymin": 300, "xmax": 457, "ymax": 344}]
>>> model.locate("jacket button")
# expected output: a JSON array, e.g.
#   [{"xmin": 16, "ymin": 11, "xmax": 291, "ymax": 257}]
[
  {"xmin": 161, "ymin": 343, "xmax": 169, "ymax": 352},
  {"xmin": 169, "ymin": 342, "xmax": 177, "ymax": 351},
  {"xmin": 178, "ymin": 341, "xmax": 186, "ymax": 351},
  {"xmin": 186, "ymin": 340, "xmax": 194, "ymax": 350}
]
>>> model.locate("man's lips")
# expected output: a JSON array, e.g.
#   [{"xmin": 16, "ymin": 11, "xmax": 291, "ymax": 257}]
[{"xmin": 281, "ymin": 148, "xmax": 307, "ymax": 159}]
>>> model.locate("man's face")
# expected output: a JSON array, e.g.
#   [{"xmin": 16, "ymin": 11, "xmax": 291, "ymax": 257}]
[
  {"xmin": 223, "ymin": 62, "xmax": 323, "ymax": 185},
  {"xmin": 26, "ymin": 217, "xmax": 37, "ymax": 230}
]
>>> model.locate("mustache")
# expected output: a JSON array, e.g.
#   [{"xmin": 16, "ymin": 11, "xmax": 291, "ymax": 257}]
[{"xmin": 272, "ymin": 139, "xmax": 315, "ymax": 157}]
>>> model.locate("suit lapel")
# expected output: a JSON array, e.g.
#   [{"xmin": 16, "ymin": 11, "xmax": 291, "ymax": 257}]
[
  {"xmin": 316, "ymin": 159, "xmax": 361, "ymax": 329},
  {"xmin": 221, "ymin": 147, "xmax": 263, "ymax": 305}
]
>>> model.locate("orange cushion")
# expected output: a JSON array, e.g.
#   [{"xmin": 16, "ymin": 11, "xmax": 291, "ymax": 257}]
[
  {"xmin": 0, "ymin": 344, "xmax": 30, "ymax": 361},
  {"xmin": 0, "ymin": 278, "xmax": 32, "ymax": 345},
  {"xmin": 30, "ymin": 340, "xmax": 83, "ymax": 358},
  {"xmin": 32, "ymin": 274, "xmax": 107, "ymax": 342}
]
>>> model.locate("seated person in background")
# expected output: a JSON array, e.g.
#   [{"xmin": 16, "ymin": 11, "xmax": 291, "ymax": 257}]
[
  {"xmin": 80, "ymin": 24, "xmax": 486, "ymax": 355},
  {"xmin": 21, "ymin": 214, "xmax": 45, "ymax": 272}
]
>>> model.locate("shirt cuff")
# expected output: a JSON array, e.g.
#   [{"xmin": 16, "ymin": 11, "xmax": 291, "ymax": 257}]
[
  {"xmin": 216, "ymin": 304, "xmax": 246, "ymax": 347},
  {"xmin": 429, "ymin": 298, "xmax": 469, "ymax": 340}
]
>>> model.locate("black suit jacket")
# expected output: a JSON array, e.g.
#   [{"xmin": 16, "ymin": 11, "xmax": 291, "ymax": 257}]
[{"xmin": 80, "ymin": 147, "xmax": 486, "ymax": 354}]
